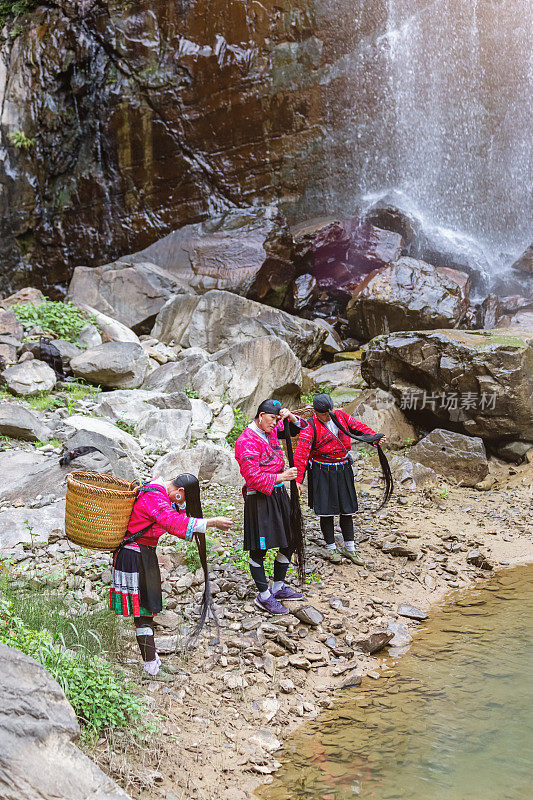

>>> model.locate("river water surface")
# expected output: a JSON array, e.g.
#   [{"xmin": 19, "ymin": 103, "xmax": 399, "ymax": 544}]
[{"xmin": 263, "ymin": 565, "xmax": 533, "ymax": 800}]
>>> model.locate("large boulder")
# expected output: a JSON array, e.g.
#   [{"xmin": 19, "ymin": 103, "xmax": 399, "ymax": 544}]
[
  {"xmin": 510, "ymin": 243, "xmax": 533, "ymax": 275},
  {"xmin": 361, "ymin": 329, "xmax": 533, "ymax": 442},
  {"xmin": 76, "ymin": 306, "xmax": 140, "ymax": 344},
  {"xmin": 346, "ymin": 257, "xmax": 471, "ymax": 340},
  {"xmin": 154, "ymin": 443, "xmax": 242, "ymax": 488},
  {"xmin": 136, "ymin": 409, "xmax": 192, "ymax": 451},
  {"xmin": 409, "ymin": 224, "xmax": 491, "ymax": 292},
  {"xmin": 0, "ymin": 287, "xmax": 44, "ymax": 309},
  {"xmin": 143, "ymin": 352, "xmax": 231, "ymax": 400},
  {"xmin": 0, "ymin": 401, "xmax": 52, "ymax": 442},
  {"xmin": 58, "ymin": 415, "xmax": 143, "ymax": 479},
  {"xmin": 408, "ymin": 429, "xmax": 489, "ymax": 486},
  {"xmin": 152, "ymin": 290, "xmax": 326, "ymax": 366},
  {"xmin": 0, "ymin": 501, "xmax": 65, "ymax": 549},
  {"xmin": 129, "ymin": 206, "xmax": 294, "ymax": 301},
  {"xmin": 1, "ymin": 359, "xmax": 56, "ymax": 396},
  {"xmin": 290, "ymin": 218, "xmax": 403, "ymax": 315},
  {"xmin": 70, "ymin": 342, "xmax": 149, "ymax": 389},
  {"xmin": 213, "ymin": 336, "xmax": 302, "ymax": 416},
  {"xmin": 388, "ymin": 454, "xmax": 438, "ymax": 488},
  {"xmin": 94, "ymin": 389, "xmax": 191, "ymax": 424},
  {"xmin": 68, "ymin": 260, "xmax": 188, "ymax": 332},
  {"xmin": 307, "ymin": 360, "xmax": 362, "ymax": 390},
  {"xmin": 344, "ymin": 389, "xmax": 416, "ymax": 448},
  {"xmin": 0, "ymin": 644, "xmax": 131, "ymax": 800}
]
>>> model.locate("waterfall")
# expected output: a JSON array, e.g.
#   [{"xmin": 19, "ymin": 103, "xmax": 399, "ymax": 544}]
[
  {"xmin": 374, "ymin": 0, "xmax": 533, "ymax": 258},
  {"xmin": 309, "ymin": 0, "xmax": 533, "ymax": 267}
]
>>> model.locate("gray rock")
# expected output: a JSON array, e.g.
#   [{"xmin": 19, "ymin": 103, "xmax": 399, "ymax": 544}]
[
  {"xmin": 292, "ymin": 606, "xmax": 324, "ymax": 627},
  {"xmin": 0, "ymin": 401, "xmax": 52, "ymax": 442},
  {"xmin": 143, "ymin": 352, "xmax": 226, "ymax": 398},
  {"xmin": 398, "ymin": 604, "xmax": 427, "ymax": 620},
  {"xmin": 213, "ymin": 335, "xmax": 302, "ymax": 416},
  {"xmin": 337, "ymin": 670, "xmax": 363, "ymax": 690},
  {"xmin": 0, "ymin": 644, "xmax": 131, "ymax": 800},
  {"xmin": 1, "ymin": 359, "xmax": 56, "ymax": 396},
  {"xmin": 0, "ymin": 309, "xmax": 23, "ymax": 339},
  {"xmin": 361, "ymin": 329, "xmax": 533, "ymax": 442},
  {"xmin": 52, "ymin": 339, "xmax": 82, "ymax": 371},
  {"xmin": 0, "ymin": 501, "xmax": 65, "ymax": 549},
  {"xmin": 492, "ymin": 440, "xmax": 533, "ymax": 464},
  {"xmin": 388, "ymin": 453, "xmax": 438, "ymax": 488},
  {"xmin": 71, "ymin": 342, "xmax": 149, "ymax": 389},
  {"xmin": 59, "ymin": 415, "xmax": 143, "ymax": 479},
  {"xmin": 347, "ymin": 257, "xmax": 471, "ymax": 340},
  {"xmin": 94, "ymin": 389, "xmax": 192, "ymax": 424},
  {"xmin": 78, "ymin": 323, "xmax": 102, "ymax": 349},
  {"xmin": 355, "ymin": 631, "xmax": 394, "ymax": 654},
  {"xmin": 154, "ymin": 442, "xmax": 242, "ymax": 487},
  {"xmin": 467, "ymin": 549, "xmax": 493, "ymax": 570},
  {"xmin": 387, "ymin": 620, "xmax": 413, "ymax": 647},
  {"xmin": 190, "ymin": 399, "xmax": 213, "ymax": 438},
  {"xmin": 382, "ymin": 542, "xmax": 418, "ymax": 560},
  {"xmin": 152, "ymin": 289, "xmax": 325, "ymax": 366},
  {"xmin": 68, "ymin": 259, "xmax": 188, "ymax": 331},
  {"xmin": 136, "ymin": 409, "xmax": 192, "ymax": 450},
  {"xmin": 307, "ymin": 360, "xmax": 362, "ymax": 389},
  {"xmin": 344, "ymin": 389, "xmax": 417, "ymax": 448},
  {"xmin": 510, "ymin": 243, "xmax": 533, "ymax": 275},
  {"xmin": 79, "ymin": 306, "xmax": 140, "ymax": 344},
  {"xmin": 409, "ymin": 429, "xmax": 489, "ymax": 487}
]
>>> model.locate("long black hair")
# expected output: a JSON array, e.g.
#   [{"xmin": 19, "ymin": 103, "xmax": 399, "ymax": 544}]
[
  {"xmin": 172, "ymin": 473, "xmax": 219, "ymax": 644},
  {"xmin": 313, "ymin": 393, "xmax": 394, "ymax": 510},
  {"xmin": 282, "ymin": 418, "xmax": 307, "ymax": 586}
]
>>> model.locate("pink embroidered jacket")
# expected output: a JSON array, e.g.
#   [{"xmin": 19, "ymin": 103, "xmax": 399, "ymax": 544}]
[
  {"xmin": 234, "ymin": 421, "xmax": 298, "ymax": 496},
  {"xmin": 126, "ymin": 483, "xmax": 198, "ymax": 546}
]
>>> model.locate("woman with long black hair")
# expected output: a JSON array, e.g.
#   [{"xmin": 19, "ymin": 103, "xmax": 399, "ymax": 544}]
[
  {"xmin": 234, "ymin": 399, "xmax": 307, "ymax": 615},
  {"xmin": 110, "ymin": 473, "xmax": 232, "ymax": 681},
  {"xmin": 294, "ymin": 393, "xmax": 391, "ymax": 565}
]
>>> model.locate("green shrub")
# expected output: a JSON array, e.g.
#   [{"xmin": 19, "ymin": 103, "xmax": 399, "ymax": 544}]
[
  {"xmin": 300, "ymin": 385, "xmax": 329, "ymax": 406},
  {"xmin": 184, "ymin": 388, "xmax": 199, "ymax": 399},
  {"xmin": 226, "ymin": 408, "xmax": 248, "ymax": 447},
  {"xmin": 0, "ymin": 596, "xmax": 147, "ymax": 736},
  {"xmin": 13, "ymin": 300, "xmax": 96, "ymax": 343},
  {"xmin": 0, "ymin": 1, "xmax": 38, "ymax": 25},
  {"xmin": 115, "ymin": 418, "xmax": 136, "ymax": 436}
]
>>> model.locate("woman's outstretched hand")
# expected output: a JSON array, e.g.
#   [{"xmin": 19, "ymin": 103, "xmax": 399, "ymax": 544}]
[
  {"xmin": 206, "ymin": 517, "xmax": 234, "ymax": 530},
  {"xmin": 278, "ymin": 467, "xmax": 298, "ymax": 482}
]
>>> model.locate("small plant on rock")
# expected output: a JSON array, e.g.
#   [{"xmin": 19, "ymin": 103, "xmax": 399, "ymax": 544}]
[{"xmin": 226, "ymin": 408, "xmax": 248, "ymax": 447}]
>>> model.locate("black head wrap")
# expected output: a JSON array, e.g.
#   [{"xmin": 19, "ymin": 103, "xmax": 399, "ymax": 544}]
[
  {"xmin": 255, "ymin": 399, "xmax": 282, "ymax": 417},
  {"xmin": 312, "ymin": 393, "xmax": 334, "ymax": 413}
]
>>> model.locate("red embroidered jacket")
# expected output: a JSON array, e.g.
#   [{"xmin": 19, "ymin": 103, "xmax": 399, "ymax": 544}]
[
  {"xmin": 234, "ymin": 420, "xmax": 304, "ymax": 496},
  {"xmin": 293, "ymin": 409, "xmax": 376, "ymax": 483}
]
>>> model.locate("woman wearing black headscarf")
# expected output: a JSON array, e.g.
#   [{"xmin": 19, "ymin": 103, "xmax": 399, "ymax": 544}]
[{"xmin": 294, "ymin": 393, "xmax": 390, "ymax": 564}]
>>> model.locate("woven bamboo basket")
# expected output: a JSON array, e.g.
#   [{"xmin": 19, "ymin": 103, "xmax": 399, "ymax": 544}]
[
  {"xmin": 291, "ymin": 405, "xmax": 314, "ymax": 450},
  {"xmin": 65, "ymin": 471, "xmax": 140, "ymax": 551}
]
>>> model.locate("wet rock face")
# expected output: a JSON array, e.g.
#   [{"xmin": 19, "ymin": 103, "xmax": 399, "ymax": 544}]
[
  {"xmin": 511, "ymin": 243, "xmax": 533, "ymax": 275},
  {"xmin": 346, "ymin": 257, "xmax": 471, "ymax": 340},
  {"xmin": 361, "ymin": 329, "xmax": 533, "ymax": 442},
  {"xmin": 0, "ymin": 0, "xmax": 332, "ymax": 295}
]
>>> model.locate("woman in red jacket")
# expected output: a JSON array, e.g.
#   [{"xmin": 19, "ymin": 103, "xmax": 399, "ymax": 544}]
[
  {"xmin": 234, "ymin": 398, "xmax": 306, "ymax": 615},
  {"xmin": 294, "ymin": 393, "xmax": 386, "ymax": 565},
  {"xmin": 110, "ymin": 473, "xmax": 233, "ymax": 681}
]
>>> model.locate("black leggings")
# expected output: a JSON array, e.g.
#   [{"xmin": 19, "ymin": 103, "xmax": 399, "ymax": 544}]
[
  {"xmin": 134, "ymin": 614, "xmax": 156, "ymax": 662},
  {"xmin": 319, "ymin": 515, "xmax": 354, "ymax": 545},
  {"xmin": 248, "ymin": 547, "xmax": 293, "ymax": 593}
]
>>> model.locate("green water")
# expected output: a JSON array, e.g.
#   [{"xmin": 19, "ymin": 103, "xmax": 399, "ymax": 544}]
[{"xmin": 264, "ymin": 565, "xmax": 533, "ymax": 800}]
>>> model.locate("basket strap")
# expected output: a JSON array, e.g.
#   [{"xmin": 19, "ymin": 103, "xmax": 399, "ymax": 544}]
[{"xmin": 114, "ymin": 523, "xmax": 154, "ymax": 556}]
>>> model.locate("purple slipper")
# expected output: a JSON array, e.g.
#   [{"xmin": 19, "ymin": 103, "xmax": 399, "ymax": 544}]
[
  {"xmin": 254, "ymin": 593, "xmax": 289, "ymax": 615},
  {"xmin": 273, "ymin": 585, "xmax": 305, "ymax": 602}
]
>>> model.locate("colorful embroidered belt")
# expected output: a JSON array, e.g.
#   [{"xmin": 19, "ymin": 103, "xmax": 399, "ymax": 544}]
[
  {"xmin": 246, "ymin": 482, "xmax": 283, "ymax": 495},
  {"xmin": 311, "ymin": 458, "xmax": 350, "ymax": 467}
]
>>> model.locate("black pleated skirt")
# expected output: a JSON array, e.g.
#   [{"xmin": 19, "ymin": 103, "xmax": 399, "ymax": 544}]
[
  {"xmin": 110, "ymin": 544, "xmax": 162, "ymax": 616},
  {"xmin": 308, "ymin": 459, "xmax": 358, "ymax": 516},
  {"xmin": 243, "ymin": 485, "xmax": 291, "ymax": 552}
]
